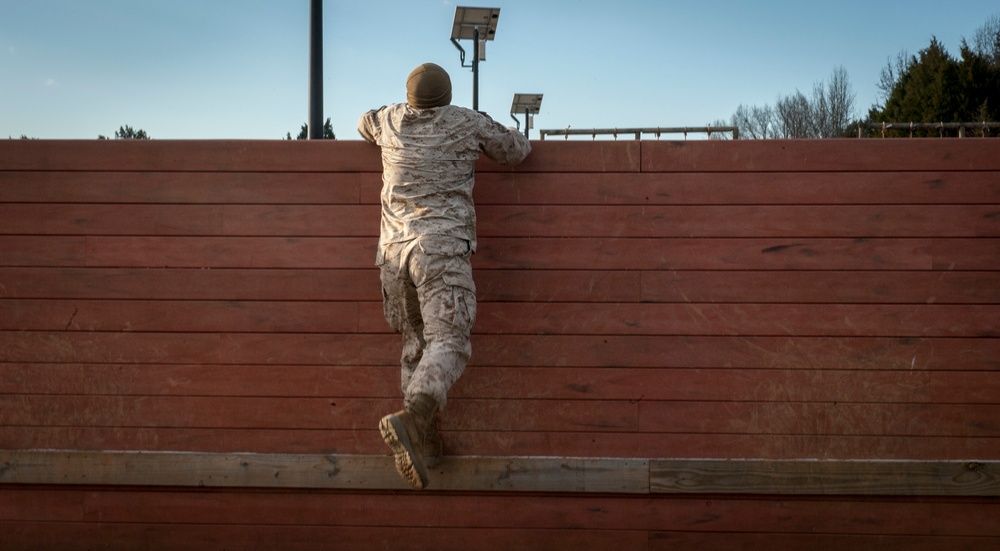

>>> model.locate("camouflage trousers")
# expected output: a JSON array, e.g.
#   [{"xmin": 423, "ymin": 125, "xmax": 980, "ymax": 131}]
[{"xmin": 377, "ymin": 236, "xmax": 477, "ymax": 411}]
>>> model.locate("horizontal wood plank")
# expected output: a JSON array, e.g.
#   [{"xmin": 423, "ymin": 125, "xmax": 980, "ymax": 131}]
[
  {"xmin": 641, "ymin": 139, "xmax": 1000, "ymax": 172},
  {"xmin": 0, "ymin": 267, "xmax": 382, "ymax": 301},
  {"xmin": 0, "ymin": 395, "xmax": 638, "ymax": 432},
  {"xmin": 0, "ymin": 140, "xmax": 381, "ymax": 172},
  {"xmin": 2, "ymin": 332, "xmax": 997, "ymax": 370},
  {"xmin": 3, "ymin": 268, "xmax": 997, "ymax": 304},
  {"xmin": 8, "ymin": 235, "xmax": 976, "ymax": 270},
  {"xmin": 3, "ymin": 234, "xmax": 997, "ymax": 274},
  {"xmin": 6, "ymin": 204, "xmax": 997, "ymax": 238},
  {"xmin": 474, "ymin": 205, "xmax": 1000, "ymax": 238},
  {"xmin": 0, "ymin": 331, "xmax": 988, "ymax": 375},
  {"xmin": 4, "ymin": 395, "xmax": 996, "ymax": 438},
  {"xmin": 4, "ymin": 427, "xmax": 997, "ymax": 459},
  {"xmin": 651, "ymin": 459, "xmax": 1000, "ymax": 496},
  {"xmin": 648, "ymin": 532, "xmax": 999, "ymax": 551},
  {"xmin": 473, "ymin": 171, "xmax": 1000, "ymax": 205},
  {"xmin": 4, "ymin": 364, "xmax": 998, "ymax": 405},
  {"xmin": 0, "ymin": 521, "xmax": 648, "ymax": 551},
  {"xmin": 0, "ymin": 139, "xmax": 640, "ymax": 173},
  {"xmin": 2, "ymin": 450, "xmax": 997, "ymax": 496},
  {"xmin": 464, "ymin": 303, "xmax": 1000, "ymax": 337},
  {"xmin": 3, "ymin": 299, "xmax": 995, "ymax": 337},
  {"xmin": 6, "ymin": 170, "xmax": 1000, "ymax": 205},
  {"xmin": 0, "ymin": 171, "xmax": 371, "ymax": 204},
  {"xmin": 7, "ymin": 488, "xmax": 998, "ymax": 537},
  {"xmin": 638, "ymin": 270, "xmax": 1000, "ymax": 304}
]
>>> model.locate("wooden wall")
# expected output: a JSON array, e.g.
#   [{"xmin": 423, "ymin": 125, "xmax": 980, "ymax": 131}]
[{"xmin": 1, "ymin": 138, "xmax": 999, "ymax": 550}]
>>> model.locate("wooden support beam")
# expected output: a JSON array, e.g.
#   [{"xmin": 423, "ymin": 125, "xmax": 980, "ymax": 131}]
[
  {"xmin": 652, "ymin": 459, "xmax": 1000, "ymax": 496},
  {"xmin": 0, "ymin": 450, "xmax": 648, "ymax": 494},
  {"xmin": 2, "ymin": 450, "xmax": 997, "ymax": 496}
]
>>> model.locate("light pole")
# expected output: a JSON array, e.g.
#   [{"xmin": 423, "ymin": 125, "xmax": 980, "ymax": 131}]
[
  {"xmin": 308, "ymin": 0, "xmax": 323, "ymax": 139},
  {"xmin": 450, "ymin": 7, "xmax": 500, "ymax": 111},
  {"xmin": 510, "ymin": 94, "xmax": 543, "ymax": 139}
]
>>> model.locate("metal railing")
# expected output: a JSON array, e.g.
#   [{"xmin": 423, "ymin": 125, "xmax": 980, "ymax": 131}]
[
  {"xmin": 539, "ymin": 125, "xmax": 739, "ymax": 140},
  {"xmin": 857, "ymin": 121, "xmax": 1000, "ymax": 138}
]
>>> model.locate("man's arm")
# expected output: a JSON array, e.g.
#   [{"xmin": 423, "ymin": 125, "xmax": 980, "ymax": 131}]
[
  {"xmin": 357, "ymin": 108, "xmax": 384, "ymax": 144},
  {"xmin": 477, "ymin": 114, "xmax": 531, "ymax": 166}
]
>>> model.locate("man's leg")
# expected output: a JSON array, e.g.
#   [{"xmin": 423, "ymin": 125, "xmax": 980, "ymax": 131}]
[{"xmin": 403, "ymin": 248, "xmax": 476, "ymax": 412}]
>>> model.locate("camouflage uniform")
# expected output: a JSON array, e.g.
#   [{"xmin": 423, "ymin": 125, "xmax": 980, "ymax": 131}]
[{"xmin": 358, "ymin": 103, "xmax": 531, "ymax": 410}]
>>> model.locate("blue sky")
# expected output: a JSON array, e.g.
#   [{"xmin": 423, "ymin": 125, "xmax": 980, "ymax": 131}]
[{"xmin": 2, "ymin": 0, "xmax": 998, "ymax": 140}]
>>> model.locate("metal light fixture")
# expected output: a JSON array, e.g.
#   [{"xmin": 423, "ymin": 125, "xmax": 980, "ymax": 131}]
[
  {"xmin": 450, "ymin": 7, "xmax": 500, "ymax": 111},
  {"xmin": 510, "ymin": 94, "xmax": 543, "ymax": 139}
]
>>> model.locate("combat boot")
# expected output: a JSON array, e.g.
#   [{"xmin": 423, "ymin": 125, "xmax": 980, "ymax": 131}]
[{"xmin": 378, "ymin": 393, "xmax": 437, "ymax": 489}]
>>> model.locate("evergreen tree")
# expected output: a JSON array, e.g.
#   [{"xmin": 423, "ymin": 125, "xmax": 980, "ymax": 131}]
[
  {"xmin": 286, "ymin": 117, "xmax": 335, "ymax": 139},
  {"xmin": 98, "ymin": 125, "xmax": 150, "ymax": 139},
  {"xmin": 869, "ymin": 16, "xmax": 1000, "ymax": 137}
]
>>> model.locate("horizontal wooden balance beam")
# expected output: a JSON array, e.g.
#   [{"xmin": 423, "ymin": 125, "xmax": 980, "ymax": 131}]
[{"xmin": 2, "ymin": 450, "xmax": 997, "ymax": 496}]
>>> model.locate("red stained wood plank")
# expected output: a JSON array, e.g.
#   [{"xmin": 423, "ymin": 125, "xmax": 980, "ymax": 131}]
[
  {"xmin": 0, "ymin": 236, "xmax": 85, "ymax": 266},
  {"xmin": 0, "ymin": 204, "xmax": 225, "ymax": 235},
  {"xmin": 639, "ymin": 270, "xmax": 1000, "ymax": 304},
  {"xmin": 478, "ymin": 269, "xmax": 642, "ymax": 301},
  {"xmin": 649, "ymin": 532, "xmax": 998, "ymax": 551},
  {"xmin": 3, "ymin": 426, "xmax": 997, "ymax": 459},
  {"xmin": 81, "ymin": 236, "xmax": 376, "ymax": 268},
  {"xmin": 932, "ymin": 237, "xmax": 1000, "ymax": 270},
  {"xmin": 445, "ymin": 366, "xmax": 1000, "ymax": 405},
  {"xmin": 0, "ymin": 395, "xmax": 638, "ymax": 434},
  {"xmin": 0, "ymin": 140, "xmax": 382, "ymax": 172},
  {"xmin": 2, "ymin": 333, "xmax": 996, "ymax": 371},
  {"xmin": 0, "ymin": 171, "xmax": 370, "ymax": 204},
  {"xmin": 0, "ymin": 204, "xmax": 381, "ymax": 237},
  {"xmin": 462, "ymin": 303, "xmax": 1000, "ymax": 338},
  {"xmin": 0, "ymin": 364, "xmax": 401, "ymax": 398},
  {"xmin": 469, "ymin": 335, "xmax": 1000, "ymax": 371},
  {"xmin": 641, "ymin": 139, "xmax": 1000, "ymax": 172},
  {"xmin": 3, "ymin": 488, "xmax": 993, "ymax": 538},
  {"xmin": 472, "ymin": 171, "xmax": 1000, "ymax": 205},
  {"xmin": 220, "ymin": 205, "xmax": 381, "ymax": 236},
  {"xmin": 74, "ymin": 490, "xmax": 1000, "ymax": 537},
  {"xmin": 3, "ymin": 268, "xmax": 996, "ymax": 304},
  {"xmin": 0, "ymin": 331, "xmax": 401, "ymax": 365},
  {"xmin": 6, "ymin": 169, "xmax": 997, "ymax": 206},
  {"xmin": 449, "ymin": 431, "xmax": 1000, "ymax": 461},
  {"xmin": 4, "ymin": 365, "xmax": 998, "ymax": 405},
  {"xmin": 5, "ymin": 395, "xmax": 993, "ymax": 438},
  {"xmin": 475, "ymin": 237, "xmax": 937, "ymax": 270},
  {"xmin": 11, "ymin": 300, "xmax": 993, "ymax": 338},
  {"xmin": 0, "ymin": 299, "xmax": 364, "ymax": 333},
  {"xmin": 476, "ymin": 205, "xmax": 1000, "ymax": 238},
  {"xmin": 0, "ymin": 267, "xmax": 381, "ymax": 301},
  {"xmin": 0, "ymin": 521, "xmax": 648, "ymax": 551},
  {"xmin": 5, "ymin": 268, "xmax": 994, "ymax": 304},
  {"xmin": 6, "ymin": 235, "xmax": 959, "ymax": 270},
  {"xmin": 637, "ymin": 402, "xmax": 1000, "ymax": 437},
  {"xmin": 4, "ymin": 203, "xmax": 997, "ymax": 238},
  {"xmin": 0, "ymin": 139, "xmax": 640, "ymax": 174},
  {"xmin": 477, "ymin": 140, "xmax": 641, "ymax": 173}
]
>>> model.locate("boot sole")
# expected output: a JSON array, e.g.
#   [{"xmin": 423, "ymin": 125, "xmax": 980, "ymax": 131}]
[{"xmin": 379, "ymin": 414, "xmax": 429, "ymax": 490}]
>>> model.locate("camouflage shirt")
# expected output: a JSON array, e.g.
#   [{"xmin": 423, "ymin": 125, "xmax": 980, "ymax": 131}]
[{"xmin": 358, "ymin": 103, "xmax": 531, "ymax": 253}]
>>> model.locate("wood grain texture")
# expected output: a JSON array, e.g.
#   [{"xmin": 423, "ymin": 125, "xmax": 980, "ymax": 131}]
[
  {"xmin": 2, "ymin": 138, "xmax": 998, "ymax": 548},
  {"xmin": 3, "ymin": 268, "xmax": 997, "ymax": 303},
  {"xmin": 5, "ymin": 364, "xmax": 997, "ymax": 404},
  {"xmin": 2, "ymin": 450, "xmax": 997, "ymax": 496},
  {"xmin": 641, "ymin": 138, "xmax": 1000, "ymax": 172}
]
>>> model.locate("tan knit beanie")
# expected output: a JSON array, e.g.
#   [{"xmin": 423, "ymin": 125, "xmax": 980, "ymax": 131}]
[{"xmin": 406, "ymin": 63, "xmax": 452, "ymax": 109}]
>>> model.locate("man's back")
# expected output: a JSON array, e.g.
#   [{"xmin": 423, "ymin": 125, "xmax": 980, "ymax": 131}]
[{"xmin": 359, "ymin": 102, "xmax": 530, "ymax": 251}]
